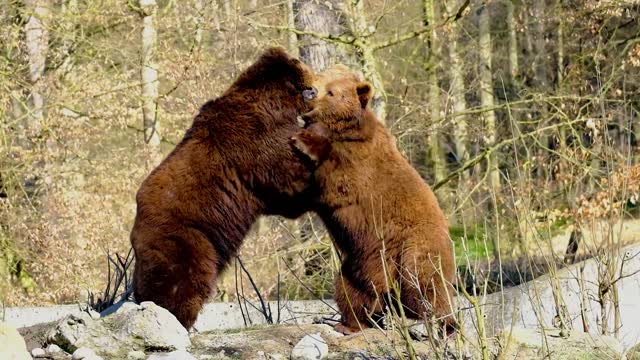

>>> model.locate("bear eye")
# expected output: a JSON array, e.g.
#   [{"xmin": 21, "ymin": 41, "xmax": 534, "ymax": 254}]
[{"xmin": 327, "ymin": 90, "xmax": 334, "ymax": 97}]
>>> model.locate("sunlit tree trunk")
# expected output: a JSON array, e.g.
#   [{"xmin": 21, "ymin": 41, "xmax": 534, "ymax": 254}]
[
  {"xmin": 506, "ymin": 0, "xmax": 519, "ymax": 79},
  {"xmin": 479, "ymin": 2, "xmax": 501, "ymax": 258},
  {"xmin": 533, "ymin": 0, "xmax": 548, "ymax": 89},
  {"xmin": 424, "ymin": 0, "xmax": 447, "ymax": 201},
  {"xmin": 293, "ymin": 0, "xmax": 353, "ymax": 71},
  {"xmin": 556, "ymin": 0, "xmax": 564, "ymax": 85},
  {"xmin": 222, "ymin": 0, "xmax": 232, "ymax": 21},
  {"xmin": 195, "ymin": 0, "xmax": 204, "ymax": 46},
  {"xmin": 445, "ymin": 1, "xmax": 470, "ymax": 222},
  {"xmin": 58, "ymin": 0, "xmax": 78, "ymax": 77},
  {"xmin": 478, "ymin": 3, "xmax": 499, "ymax": 194},
  {"xmin": 532, "ymin": 0, "xmax": 552, "ymax": 185},
  {"xmin": 285, "ymin": 0, "xmax": 298, "ymax": 57},
  {"xmin": 347, "ymin": 1, "xmax": 386, "ymax": 122},
  {"xmin": 140, "ymin": 0, "xmax": 161, "ymax": 165},
  {"xmin": 24, "ymin": 0, "xmax": 49, "ymax": 140}
]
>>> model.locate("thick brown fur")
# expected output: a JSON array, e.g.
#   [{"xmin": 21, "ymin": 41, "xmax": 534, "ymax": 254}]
[
  {"xmin": 131, "ymin": 48, "xmax": 317, "ymax": 329},
  {"xmin": 292, "ymin": 70, "xmax": 456, "ymax": 334}
]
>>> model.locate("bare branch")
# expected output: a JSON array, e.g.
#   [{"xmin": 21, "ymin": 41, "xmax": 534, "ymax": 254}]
[
  {"xmin": 433, "ymin": 118, "xmax": 586, "ymax": 191},
  {"xmin": 248, "ymin": 22, "xmax": 356, "ymax": 46}
]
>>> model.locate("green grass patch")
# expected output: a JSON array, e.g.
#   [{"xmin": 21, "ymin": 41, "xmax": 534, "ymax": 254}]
[{"xmin": 450, "ymin": 225, "xmax": 494, "ymax": 265}]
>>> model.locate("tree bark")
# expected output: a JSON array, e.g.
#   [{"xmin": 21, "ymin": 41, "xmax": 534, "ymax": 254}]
[
  {"xmin": 444, "ymin": 0, "xmax": 470, "ymax": 222},
  {"xmin": 285, "ymin": 0, "xmax": 298, "ymax": 57},
  {"xmin": 140, "ymin": 0, "xmax": 161, "ymax": 162},
  {"xmin": 533, "ymin": 0, "xmax": 548, "ymax": 88},
  {"xmin": 24, "ymin": 0, "xmax": 50, "ymax": 139},
  {"xmin": 222, "ymin": 0, "xmax": 232, "ymax": 21},
  {"xmin": 347, "ymin": 1, "xmax": 386, "ymax": 122},
  {"xmin": 479, "ymin": 2, "xmax": 501, "ymax": 258},
  {"xmin": 293, "ymin": 0, "xmax": 355, "ymax": 71},
  {"xmin": 506, "ymin": 0, "xmax": 519, "ymax": 79},
  {"xmin": 478, "ymin": 3, "xmax": 500, "ymax": 195},
  {"xmin": 195, "ymin": 0, "xmax": 204, "ymax": 46},
  {"xmin": 556, "ymin": 0, "xmax": 564, "ymax": 85},
  {"xmin": 424, "ymin": 0, "xmax": 446, "ymax": 188}
]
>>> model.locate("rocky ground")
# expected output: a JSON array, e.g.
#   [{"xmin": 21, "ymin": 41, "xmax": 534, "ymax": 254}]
[
  {"xmin": 3, "ymin": 244, "xmax": 640, "ymax": 359},
  {"xmin": 1, "ymin": 300, "xmax": 637, "ymax": 360}
]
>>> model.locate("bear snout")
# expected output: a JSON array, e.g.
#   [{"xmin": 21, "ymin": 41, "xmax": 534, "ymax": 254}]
[{"xmin": 303, "ymin": 87, "xmax": 318, "ymax": 101}]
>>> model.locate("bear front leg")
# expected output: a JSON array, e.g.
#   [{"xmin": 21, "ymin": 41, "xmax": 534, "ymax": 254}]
[
  {"xmin": 132, "ymin": 227, "xmax": 218, "ymax": 329},
  {"xmin": 290, "ymin": 123, "xmax": 332, "ymax": 164}
]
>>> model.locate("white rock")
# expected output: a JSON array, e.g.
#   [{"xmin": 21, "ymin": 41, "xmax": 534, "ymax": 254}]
[
  {"xmin": 71, "ymin": 347, "xmax": 91, "ymax": 359},
  {"xmin": 127, "ymin": 350, "xmax": 146, "ymax": 360},
  {"xmin": 46, "ymin": 344, "xmax": 62, "ymax": 353},
  {"xmin": 0, "ymin": 322, "xmax": 31, "ymax": 360},
  {"xmin": 118, "ymin": 302, "xmax": 190, "ymax": 351},
  {"xmin": 48, "ymin": 301, "xmax": 190, "ymax": 357},
  {"xmin": 291, "ymin": 333, "xmax": 328, "ymax": 360},
  {"xmin": 31, "ymin": 347, "xmax": 46, "ymax": 357},
  {"xmin": 113, "ymin": 301, "xmax": 142, "ymax": 315},
  {"xmin": 146, "ymin": 350, "xmax": 196, "ymax": 360},
  {"xmin": 72, "ymin": 347, "xmax": 98, "ymax": 359},
  {"xmin": 88, "ymin": 310, "xmax": 101, "ymax": 320}
]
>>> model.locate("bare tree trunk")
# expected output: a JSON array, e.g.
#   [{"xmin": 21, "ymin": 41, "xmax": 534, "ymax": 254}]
[
  {"xmin": 222, "ymin": 0, "xmax": 232, "ymax": 21},
  {"xmin": 195, "ymin": 0, "xmax": 204, "ymax": 46},
  {"xmin": 478, "ymin": 3, "xmax": 500, "ymax": 195},
  {"xmin": 445, "ymin": 1, "xmax": 470, "ymax": 222},
  {"xmin": 556, "ymin": 0, "xmax": 564, "ymax": 85},
  {"xmin": 347, "ymin": 1, "xmax": 386, "ymax": 122},
  {"xmin": 424, "ymin": 0, "xmax": 447, "ymax": 194},
  {"xmin": 140, "ymin": 0, "xmax": 161, "ymax": 164},
  {"xmin": 506, "ymin": 0, "xmax": 519, "ymax": 79},
  {"xmin": 479, "ymin": 2, "xmax": 501, "ymax": 258},
  {"xmin": 58, "ymin": 0, "xmax": 78, "ymax": 77},
  {"xmin": 533, "ymin": 0, "xmax": 548, "ymax": 89},
  {"xmin": 24, "ymin": 0, "xmax": 49, "ymax": 140},
  {"xmin": 285, "ymin": 0, "xmax": 299, "ymax": 57},
  {"xmin": 293, "ymin": 0, "xmax": 354, "ymax": 71}
]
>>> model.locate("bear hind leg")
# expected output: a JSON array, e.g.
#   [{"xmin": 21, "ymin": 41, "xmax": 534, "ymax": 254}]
[{"xmin": 334, "ymin": 273, "xmax": 383, "ymax": 334}]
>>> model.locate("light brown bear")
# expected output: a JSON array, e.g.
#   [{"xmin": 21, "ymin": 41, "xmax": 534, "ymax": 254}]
[{"xmin": 292, "ymin": 68, "xmax": 456, "ymax": 334}]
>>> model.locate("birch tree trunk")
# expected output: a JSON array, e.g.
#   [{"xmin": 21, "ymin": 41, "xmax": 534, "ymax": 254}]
[
  {"xmin": 556, "ymin": 0, "xmax": 564, "ymax": 85},
  {"xmin": 445, "ymin": 1, "xmax": 470, "ymax": 222},
  {"xmin": 479, "ymin": 2, "xmax": 501, "ymax": 259},
  {"xmin": 533, "ymin": 0, "xmax": 548, "ymax": 88},
  {"xmin": 24, "ymin": 0, "xmax": 49, "ymax": 140},
  {"xmin": 140, "ymin": 0, "xmax": 161, "ymax": 163},
  {"xmin": 424, "ymin": 0, "xmax": 446, "ymax": 188},
  {"xmin": 506, "ymin": 0, "xmax": 519, "ymax": 79},
  {"xmin": 222, "ymin": 0, "xmax": 232, "ymax": 21},
  {"xmin": 58, "ymin": 0, "xmax": 78, "ymax": 77},
  {"xmin": 195, "ymin": 0, "xmax": 204, "ymax": 46}
]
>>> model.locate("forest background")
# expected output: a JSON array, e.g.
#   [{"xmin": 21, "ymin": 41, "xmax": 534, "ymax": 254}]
[{"xmin": 1, "ymin": 0, "xmax": 639, "ymax": 309}]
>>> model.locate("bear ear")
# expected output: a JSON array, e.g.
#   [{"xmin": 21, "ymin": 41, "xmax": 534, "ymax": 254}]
[{"xmin": 356, "ymin": 82, "xmax": 373, "ymax": 109}]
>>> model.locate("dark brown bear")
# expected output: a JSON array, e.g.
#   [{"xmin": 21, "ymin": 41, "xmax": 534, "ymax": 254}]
[
  {"xmin": 292, "ymin": 70, "xmax": 456, "ymax": 335},
  {"xmin": 131, "ymin": 48, "xmax": 318, "ymax": 329}
]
